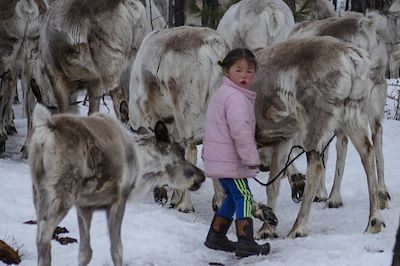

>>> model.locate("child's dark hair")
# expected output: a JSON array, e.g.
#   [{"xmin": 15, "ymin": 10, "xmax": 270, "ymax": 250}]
[{"xmin": 218, "ymin": 48, "xmax": 257, "ymax": 71}]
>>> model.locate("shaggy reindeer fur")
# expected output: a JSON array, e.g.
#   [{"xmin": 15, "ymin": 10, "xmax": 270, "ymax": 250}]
[
  {"xmin": 252, "ymin": 36, "xmax": 385, "ymax": 238},
  {"xmin": 34, "ymin": 0, "xmax": 150, "ymax": 119},
  {"xmin": 216, "ymin": 0, "xmax": 295, "ymax": 50},
  {"xmin": 288, "ymin": 12, "xmax": 390, "ymax": 210},
  {"xmin": 0, "ymin": 0, "xmax": 46, "ymax": 153},
  {"xmin": 29, "ymin": 103, "xmax": 205, "ymax": 266},
  {"xmin": 129, "ymin": 26, "xmax": 228, "ymax": 212}
]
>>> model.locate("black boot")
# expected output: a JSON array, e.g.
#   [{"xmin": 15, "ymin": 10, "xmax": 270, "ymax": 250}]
[
  {"xmin": 204, "ymin": 215, "xmax": 236, "ymax": 252},
  {"xmin": 235, "ymin": 218, "xmax": 270, "ymax": 257}
]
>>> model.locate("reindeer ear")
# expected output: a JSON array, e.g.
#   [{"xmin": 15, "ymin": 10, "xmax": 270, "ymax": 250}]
[
  {"xmin": 154, "ymin": 121, "xmax": 170, "ymax": 143},
  {"xmin": 119, "ymin": 100, "xmax": 129, "ymax": 124}
]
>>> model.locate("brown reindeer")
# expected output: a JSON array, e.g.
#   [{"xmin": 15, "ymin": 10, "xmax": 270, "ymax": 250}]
[
  {"xmin": 28, "ymin": 103, "xmax": 205, "ymax": 266},
  {"xmin": 252, "ymin": 36, "xmax": 385, "ymax": 238}
]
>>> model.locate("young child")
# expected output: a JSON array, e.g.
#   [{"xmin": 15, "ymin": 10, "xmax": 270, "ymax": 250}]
[{"xmin": 202, "ymin": 48, "xmax": 270, "ymax": 257}]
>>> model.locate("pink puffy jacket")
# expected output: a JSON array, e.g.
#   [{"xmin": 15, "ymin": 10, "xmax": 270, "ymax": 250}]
[{"xmin": 202, "ymin": 76, "xmax": 260, "ymax": 178}]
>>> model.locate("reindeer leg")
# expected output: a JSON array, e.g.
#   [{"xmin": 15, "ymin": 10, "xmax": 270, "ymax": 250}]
[
  {"xmin": 0, "ymin": 71, "xmax": 16, "ymax": 152},
  {"xmin": 106, "ymin": 198, "xmax": 126, "ymax": 266},
  {"xmin": 211, "ymin": 178, "xmax": 225, "ymax": 212},
  {"xmin": 87, "ymin": 79, "xmax": 102, "ymax": 115},
  {"xmin": 109, "ymin": 86, "xmax": 127, "ymax": 121},
  {"xmin": 21, "ymin": 69, "xmax": 36, "ymax": 158},
  {"xmin": 35, "ymin": 188, "xmax": 70, "ymax": 266},
  {"xmin": 76, "ymin": 207, "xmax": 94, "ymax": 266},
  {"xmin": 4, "ymin": 74, "xmax": 17, "ymax": 135},
  {"xmin": 256, "ymin": 143, "xmax": 288, "ymax": 239},
  {"xmin": 287, "ymin": 150, "xmax": 323, "ymax": 238},
  {"xmin": 371, "ymin": 118, "xmax": 390, "ymax": 209},
  {"xmin": 326, "ymin": 131, "xmax": 348, "ymax": 208},
  {"xmin": 170, "ymin": 142, "xmax": 196, "ymax": 212},
  {"xmin": 347, "ymin": 126, "xmax": 385, "ymax": 234},
  {"xmin": 286, "ymin": 162, "xmax": 306, "ymax": 203},
  {"xmin": 314, "ymin": 147, "xmax": 328, "ymax": 202}
]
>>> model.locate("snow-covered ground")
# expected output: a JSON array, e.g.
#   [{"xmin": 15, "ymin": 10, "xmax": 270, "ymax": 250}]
[{"xmin": 0, "ymin": 82, "xmax": 399, "ymax": 266}]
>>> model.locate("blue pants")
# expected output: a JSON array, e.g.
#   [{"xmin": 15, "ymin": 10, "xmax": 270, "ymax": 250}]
[{"xmin": 216, "ymin": 178, "xmax": 253, "ymax": 220}]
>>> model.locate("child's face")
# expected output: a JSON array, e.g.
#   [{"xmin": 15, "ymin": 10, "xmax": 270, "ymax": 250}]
[{"xmin": 225, "ymin": 58, "xmax": 256, "ymax": 89}]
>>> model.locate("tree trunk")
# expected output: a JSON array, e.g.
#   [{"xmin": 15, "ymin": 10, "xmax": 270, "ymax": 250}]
[
  {"xmin": 202, "ymin": 0, "xmax": 219, "ymax": 28},
  {"xmin": 350, "ymin": 0, "xmax": 370, "ymax": 13},
  {"xmin": 168, "ymin": 0, "xmax": 185, "ymax": 27}
]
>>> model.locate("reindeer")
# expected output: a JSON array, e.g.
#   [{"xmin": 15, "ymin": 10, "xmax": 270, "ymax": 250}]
[
  {"xmin": 29, "ymin": 103, "xmax": 205, "ymax": 266},
  {"xmin": 32, "ymin": 0, "xmax": 151, "ymax": 120},
  {"xmin": 288, "ymin": 11, "xmax": 390, "ymax": 210},
  {"xmin": 252, "ymin": 36, "xmax": 385, "ymax": 238},
  {"xmin": 0, "ymin": 0, "xmax": 46, "ymax": 154},
  {"xmin": 129, "ymin": 26, "xmax": 228, "ymax": 213},
  {"xmin": 216, "ymin": 0, "xmax": 295, "ymax": 51}
]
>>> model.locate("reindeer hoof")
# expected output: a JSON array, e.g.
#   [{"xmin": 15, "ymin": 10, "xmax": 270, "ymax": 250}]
[
  {"xmin": 211, "ymin": 203, "xmax": 219, "ymax": 213},
  {"xmin": 365, "ymin": 217, "xmax": 385, "ymax": 234},
  {"xmin": 153, "ymin": 186, "xmax": 168, "ymax": 206},
  {"xmin": 255, "ymin": 223, "xmax": 278, "ymax": 240},
  {"xmin": 287, "ymin": 226, "xmax": 308, "ymax": 238},
  {"xmin": 169, "ymin": 203, "xmax": 194, "ymax": 213},
  {"xmin": 290, "ymin": 174, "xmax": 305, "ymax": 203},
  {"xmin": 256, "ymin": 232, "xmax": 278, "ymax": 240},
  {"xmin": 259, "ymin": 205, "xmax": 278, "ymax": 226},
  {"xmin": 326, "ymin": 199, "xmax": 343, "ymax": 209},
  {"xmin": 313, "ymin": 196, "xmax": 326, "ymax": 202}
]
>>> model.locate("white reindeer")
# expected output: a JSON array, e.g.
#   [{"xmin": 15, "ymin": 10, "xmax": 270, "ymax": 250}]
[
  {"xmin": 129, "ymin": 26, "xmax": 228, "ymax": 212},
  {"xmin": 29, "ymin": 103, "xmax": 205, "ymax": 266},
  {"xmin": 252, "ymin": 36, "xmax": 385, "ymax": 238},
  {"xmin": 216, "ymin": 0, "xmax": 295, "ymax": 50}
]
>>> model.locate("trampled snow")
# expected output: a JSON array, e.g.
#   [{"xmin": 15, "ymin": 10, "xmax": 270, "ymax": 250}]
[{"xmin": 0, "ymin": 83, "xmax": 399, "ymax": 266}]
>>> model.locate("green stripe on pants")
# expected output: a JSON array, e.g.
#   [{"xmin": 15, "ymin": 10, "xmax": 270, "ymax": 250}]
[{"xmin": 234, "ymin": 179, "xmax": 252, "ymax": 218}]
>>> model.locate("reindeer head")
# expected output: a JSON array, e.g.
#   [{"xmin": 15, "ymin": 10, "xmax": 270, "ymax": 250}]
[{"xmin": 132, "ymin": 121, "xmax": 205, "ymax": 192}]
